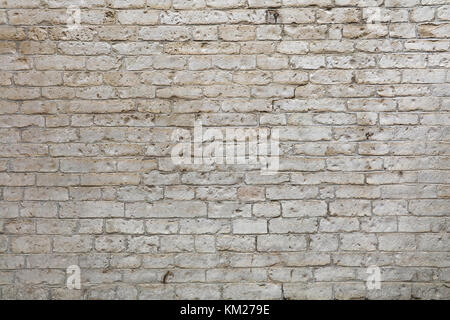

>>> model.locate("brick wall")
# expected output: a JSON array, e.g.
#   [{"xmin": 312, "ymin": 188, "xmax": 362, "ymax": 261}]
[{"xmin": 0, "ymin": 0, "xmax": 449, "ymax": 300}]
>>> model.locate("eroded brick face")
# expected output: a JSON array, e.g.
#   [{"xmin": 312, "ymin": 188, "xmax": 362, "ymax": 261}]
[{"xmin": 0, "ymin": 0, "xmax": 449, "ymax": 300}]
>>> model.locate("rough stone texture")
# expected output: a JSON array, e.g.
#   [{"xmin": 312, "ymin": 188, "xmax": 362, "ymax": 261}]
[{"xmin": 0, "ymin": 0, "xmax": 449, "ymax": 300}]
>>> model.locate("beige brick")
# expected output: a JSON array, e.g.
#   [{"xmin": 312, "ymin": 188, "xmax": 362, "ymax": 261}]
[
  {"xmin": 418, "ymin": 23, "xmax": 450, "ymax": 38},
  {"xmin": 11, "ymin": 236, "xmax": 51, "ymax": 253},
  {"xmin": 257, "ymin": 235, "xmax": 307, "ymax": 251}
]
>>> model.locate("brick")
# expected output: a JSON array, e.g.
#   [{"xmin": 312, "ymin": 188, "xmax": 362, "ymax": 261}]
[
  {"xmin": 60, "ymin": 201, "xmax": 124, "ymax": 218},
  {"xmin": 0, "ymin": 173, "xmax": 35, "ymax": 186},
  {"xmin": 180, "ymin": 219, "xmax": 229, "ymax": 234},
  {"xmin": 95, "ymin": 235, "xmax": 127, "ymax": 252},
  {"xmin": 311, "ymin": 70, "xmax": 354, "ymax": 84},
  {"xmin": 223, "ymin": 283, "xmax": 281, "ymax": 299},
  {"xmin": 207, "ymin": 268, "xmax": 266, "ymax": 282},
  {"xmin": 284, "ymin": 283, "xmax": 333, "ymax": 300},
  {"xmin": 216, "ymin": 235, "xmax": 255, "ymax": 252},
  {"xmin": 80, "ymin": 173, "xmax": 140, "ymax": 186},
  {"xmin": 310, "ymin": 234, "xmax": 339, "ymax": 252},
  {"xmin": 329, "ymin": 200, "xmax": 371, "ymax": 217},
  {"xmin": 160, "ymin": 235, "xmax": 194, "ymax": 253},
  {"xmin": 399, "ymin": 217, "xmax": 447, "ymax": 232},
  {"xmin": 336, "ymin": 186, "xmax": 381, "ymax": 199},
  {"xmin": 106, "ymin": 219, "xmax": 145, "ymax": 234},
  {"xmin": 269, "ymin": 218, "xmax": 318, "ymax": 233},
  {"xmin": 208, "ymin": 202, "xmax": 251, "ymax": 218},
  {"xmin": 257, "ymin": 235, "xmax": 307, "ymax": 251},
  {"xmin": 15, "ymin": 71, "xmax": 62, "ymax": 86},
  {"xmin": 284, "ymin": 25, "xmax": 328, "ymax": 39},
  {"xmin": 281, "ymin": 200, "xmax": 327, "ymax": 217},
  {"xmin": 361, "ymin": 217, "xmax": 397, "ymax": 232},
  {"xmin": 266, "ymin": 186, "xmax": 319, "ymax": 200},
  {"xmin": 379, "ymin": 234, "xmax": 416, "ymax": 251},
  {"xmin": 128, "ymin": 236, "xmax": 159, "ymax": 253},
  {"xmin": 403, "ymin": 69, "xmax": 447, "ymax": 83},
  {"xmin": 233, "ymin": 219, "xmax": 267, "ymax": 234},
  {"xmin": 417, "ymin": 234, "xmax": 449, "ymax": 251},
  {"xmin": 418, "ymin": 23, "xmax": 450, "ymax": 38},
  {"xmin": 340, "ymin": 233, "xmax": 377, "ymax": 251},
  {"xmin": 176, "ymin": 284, "xmax": 221, "ymax": 299},
  {"xmin": 35, "ymin": 56, "xmax": 85, "ymax": 71},
  {"xmin": 54, "ymin": 235, "xmax": 92, "ymax": 253},
  {"xmin": 21, "ymin": 41, "xmax": 56, "ymax": 55},
  {"xmin": 343, "ymin": 25, "xmax": 388, "ymax": 39},
  {"xmin": 409, "ymin": 200, "xmax": 449, "ymax": 216},
  {"xmin": 256, "ymin": 25, "xmax": 282, "ymax": 40},
  {"xmin": 126, "ymin": 201, "xmax": 207, "ymax": 218},
  {"xmin": 317, "ymin": 8, "xmax": 361, "ymax": 23},
  {"xmin": 319, "ymin": 217, "xmax": 359, "ymax": 232},
  {"xmin": 11, "ymin": 236, "xmax": 51, "ymax": 253}
]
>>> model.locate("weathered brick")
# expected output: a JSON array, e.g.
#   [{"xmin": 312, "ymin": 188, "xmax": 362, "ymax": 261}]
[
  {"xmin": 60, "ymin": 201, "xmax": 124, "ymax": 218},
  {"xmin": 54, "ymin": 235, "xmax": 93, "ymax": 253},
  {"xmin": 233, "ymin": 219, "xmax": 267, "ymax": 234},
  {"xmin": 223, "ymin": 283, "xmax": 281, "ymax": 299},
  {"xmin": 379, "ymin": 234, "xmax": 416, "ymax": 251},
  {"xmin": 257, "ymin": 235, "xmax": 307, "ymax": 251},
  {"xmin": 126, "ymin": 201, "xmax": 207, "ymax": 218},
  {"xmin": 340, "ymin": 233, "xmax": 377, "ymax": 251},
  {"xmin": 281, "ymin": 200, "xmax": 327, "ymax": 217},
  {"xmin": 284, "ymin": 283, "xmax": 333, "ymax": 300},
  {"xmin": 95, "ymin": 235, "xmax": 127, "ymax": 252},
  {"xmin": 11, "ymin": 236, "xmax": 51, "ymax": 253}
]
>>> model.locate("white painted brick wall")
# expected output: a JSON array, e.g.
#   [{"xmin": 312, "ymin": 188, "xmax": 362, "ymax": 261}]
[{"xmin": 0, "ymin": 0, "xmax": 449, "ymax": 300}]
